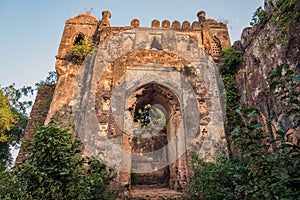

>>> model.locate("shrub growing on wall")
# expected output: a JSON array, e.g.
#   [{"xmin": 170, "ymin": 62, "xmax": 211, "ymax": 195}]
[{"xmin": 64, "ymin": 40, "xmax": 95, "ymax": 65}]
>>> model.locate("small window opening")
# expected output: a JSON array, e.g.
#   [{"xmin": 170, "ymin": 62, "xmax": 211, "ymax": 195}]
[{"xmin": 74, "ymin": 33, "xmax": 85, "ymax": 45}]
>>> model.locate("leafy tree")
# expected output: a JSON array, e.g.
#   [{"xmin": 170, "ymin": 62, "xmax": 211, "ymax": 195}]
[
  {"xmin": 0, "ymin": 95, "xmax": 17, "ymax": 169},
  {"xmin": 0, "ymin": 85, "xmax": 33, "ymax": 169},
  {"xmin": 35, "ymin": 70, "xmax": 57, "ymax": 89},
  {"xmin": 1, "ymin": 84, "xmax": 33, "ymax": 115},
  {"xmin": 0, "ymin": 121, "xmax": 115, "ymax": 199},
  {"xmin": 0, "ymin": 70, "xmax": 57, "ymax": 169},
  {"xmin": 0, "ymin": 91, "xmax": 16, "ymax": 143}
]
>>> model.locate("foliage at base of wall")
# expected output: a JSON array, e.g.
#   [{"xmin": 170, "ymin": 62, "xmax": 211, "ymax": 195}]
[
  {"xmin": 0, "ymin": 121, "xmax": 116, "ymax": 199},
  {"xmin": 190, "ymin": 106, "xmax": 300, "ymax": 200},
  {"xmin": 190, "ymin": 63, "xmax": 300, "ymax": 199}
]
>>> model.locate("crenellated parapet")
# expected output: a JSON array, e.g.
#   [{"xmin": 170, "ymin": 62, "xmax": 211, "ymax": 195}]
[
  {"xmin": 55, "ymin": 10, "xmax": 230, "ymax": 65},
  {"xmin": 129, "ymin": 10, "xmax": 231, "ymax": 60}
]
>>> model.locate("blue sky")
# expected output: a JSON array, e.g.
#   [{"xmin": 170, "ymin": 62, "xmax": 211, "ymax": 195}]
[{"xmin": 0, "ymin": 0, "xmax": 264, "ymax": 88}]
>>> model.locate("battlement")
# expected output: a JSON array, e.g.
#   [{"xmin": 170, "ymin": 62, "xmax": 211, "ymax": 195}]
[
  {"xmin": 97, "ymin": 10, "xmax": 228, "ymax": 31},
  {"xmin": 56, "ymin": 10, "xmax": 231, "ymax": 64},
  {"xmin": 64, "ymin": 10, "xmax": 228, "ymax": 31}
]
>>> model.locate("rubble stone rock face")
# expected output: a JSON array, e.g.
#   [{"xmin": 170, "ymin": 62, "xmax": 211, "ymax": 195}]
[
  {"xmin": 236, "ymin": 1, "xmax": 300, "ymax": 141},
  {"xmin": 22, "ymin": 11, "xmax": 231, "ymax": 193}
]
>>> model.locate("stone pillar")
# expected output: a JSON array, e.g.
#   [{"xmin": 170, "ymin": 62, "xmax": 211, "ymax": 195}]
[
  {"xmin": 197, "ymin": 11, "xmax": 206, "ymax": 25},
  {"xmin": 120, "ymin": 133, "xmax": 132, "ymax": 186},
  {"xmin": 100, "ymin": 10, "xmax": 111, "ymax": 27},
  {"xmin": 197, "ymin": 11, "xmax": 211, "ymax": 53}
]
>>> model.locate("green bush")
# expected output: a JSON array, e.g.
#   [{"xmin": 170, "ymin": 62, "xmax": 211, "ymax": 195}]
[
  {"xmin": 190, "ymin": 106, "xmax": 300, "ymax": 199},
  {"xmin": 64, "ymin": 40, "xmax": 95, "ymax": 65},
  {"xmin": 190, "ymin": 65, "xmax": 300, "ymax": 199},
  {"xmin": 190, "ymin": 150, "xmax": 243, "ymax": 200},
  {"xmin": 219, "ymin": 47, "xmax": 243, "ymax": 76},
  {"xmin": 0, "ymin": 121, "xmax": 115, "ymax": 199}
]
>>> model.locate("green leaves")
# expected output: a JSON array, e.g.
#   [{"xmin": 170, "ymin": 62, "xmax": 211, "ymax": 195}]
[
  {"xmin": 191, "ymin": 69, "xmax": 300, "ymax": 199},
  {"xmin": 218, "ymin": 47, "xmax": 243, "ymax": 133},
  {"xmin": 219, "ymin": 47, "xmax": 244, "ymax": 75},
  {"xmin": 64, "ymin": 40, "xmax": 95, "ymax": 65},
  {"xmin": 35, "ymin": 71, "xmax": 57, "ymax": 89},
  {"xmin": 268, "ymin": 63, "xmax": 300, "ymax": 129},
  {"xmin": 190, "ymin": 150, "xmax": 246, "ymax": 200},
  {"xmin": 250, "ymin": 6, "xmax": 267, "ymax": 26},
  {"xmin": 134, "ymin": 104, "xmax": 166, "ymax": 128},
  {"xmin": 0, "ymin": 122, "xmax": 115, "ymax": 199},
  {"xmin": 0, "ymin": 90, "xmax": 16, "ymax": 142}
]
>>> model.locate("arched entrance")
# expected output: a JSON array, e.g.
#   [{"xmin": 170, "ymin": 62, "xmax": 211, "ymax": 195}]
[{"xmin": 125, "ymin": 83, "xmax": 182, "ymax": 187}]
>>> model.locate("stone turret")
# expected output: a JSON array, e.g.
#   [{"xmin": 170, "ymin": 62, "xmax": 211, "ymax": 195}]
[
  {"xmin": 197, "ymin": 10, "xmax": 206, "ymax": 25},
  {"xmin": 100, "ymin": 10, "xmax": 111, "ymax": 27}
]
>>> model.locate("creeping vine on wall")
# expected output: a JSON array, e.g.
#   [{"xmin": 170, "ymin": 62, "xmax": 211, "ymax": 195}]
[{"xmin": 218, "ymin": 47, "xmax": 244, "ymax": 150}]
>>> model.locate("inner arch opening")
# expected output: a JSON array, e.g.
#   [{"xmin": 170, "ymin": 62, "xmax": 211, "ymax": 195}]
[{"xmin": 126, "ymin": 83, "xmax": 182, "ymax": 187}]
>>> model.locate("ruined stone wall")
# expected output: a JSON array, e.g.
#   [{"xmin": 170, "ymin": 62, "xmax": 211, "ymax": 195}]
[
  {"xmin": 70, "ymin": 27, "xmax": 226, "ymax": 191},
  {"xmin": 39, "ymin": 10, "xmax": 230, "ymax": 192},
  {"xmin": 46, "ymin": 11, "xmax": 230, "ymax": 125},
  {"xmin": 15, "ymin": 84, "xmax": 56, "ymax": 164},
  {"xmin": 45, "ymin": 14, "xmax": 98, "ymax": 124}
]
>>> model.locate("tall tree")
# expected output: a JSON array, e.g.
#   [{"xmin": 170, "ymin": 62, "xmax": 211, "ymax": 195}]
[{"xmin": 0, "ymin": 84, "xmax": 33, "ymax": 169}]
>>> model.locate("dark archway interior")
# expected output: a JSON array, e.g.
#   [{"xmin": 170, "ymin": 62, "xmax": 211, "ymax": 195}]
[
  {"xmin": 128, "ymin": 83, "xmax": 180, "ymax": 187},
  {"xmin": 73, "ymin": 33, "xmax": 85, "ymax": 45}
]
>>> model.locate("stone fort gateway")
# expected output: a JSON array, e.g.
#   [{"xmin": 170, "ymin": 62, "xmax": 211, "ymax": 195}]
[{"xmin": 19, "ymin": 10, "xmax": 231, "ymax": 193}]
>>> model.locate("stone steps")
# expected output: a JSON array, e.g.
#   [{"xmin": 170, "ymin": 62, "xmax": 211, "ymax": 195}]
[{"xmin": 129, "ymin": 185, "xmax": 184, "ymax": 200}]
